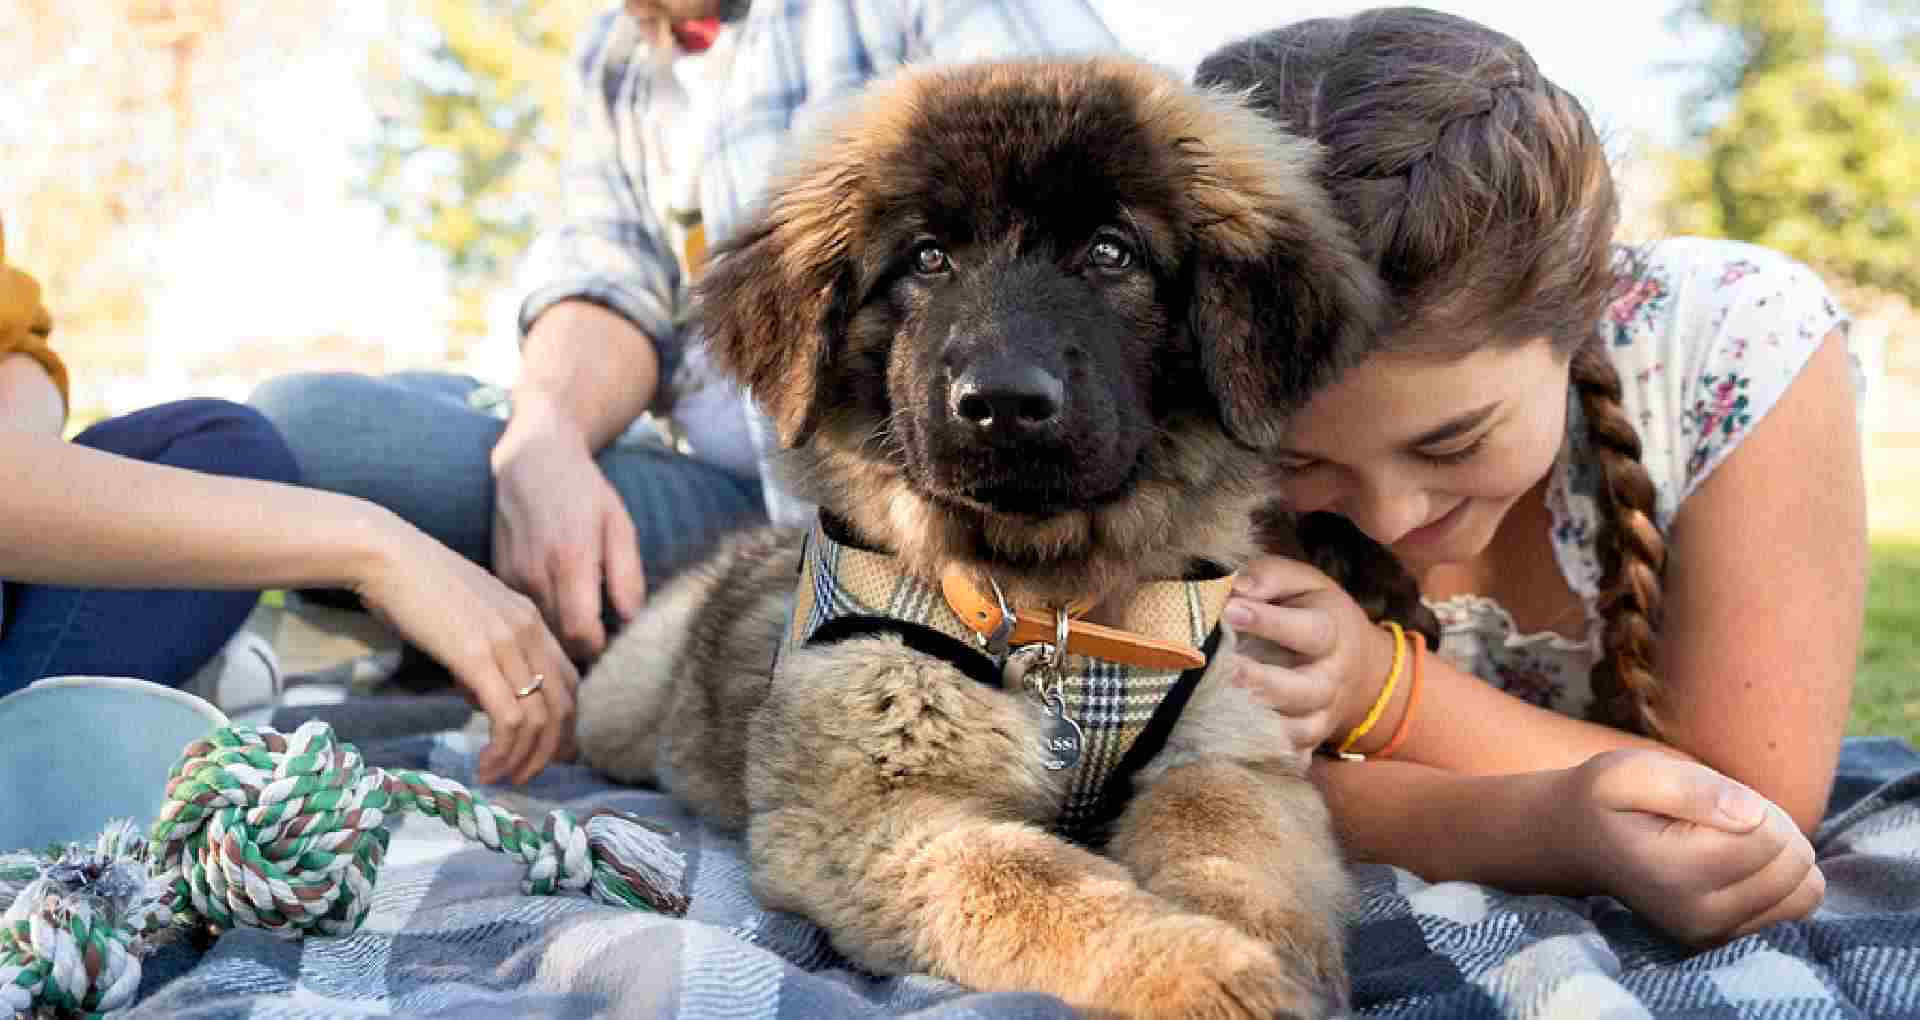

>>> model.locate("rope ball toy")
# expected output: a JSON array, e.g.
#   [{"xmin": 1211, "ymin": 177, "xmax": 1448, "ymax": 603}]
[{"xmin": 1, "ymin": 720, "xmax": 687, "ymax": 1018}]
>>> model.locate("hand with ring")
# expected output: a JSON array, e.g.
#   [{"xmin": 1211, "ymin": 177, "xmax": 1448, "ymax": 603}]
[{"xmin": 347, "ymin": 510, "xmax": 580, "ymax": 785}]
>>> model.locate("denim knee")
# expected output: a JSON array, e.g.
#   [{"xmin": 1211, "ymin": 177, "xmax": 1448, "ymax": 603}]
[
  {"xmin": 73, "ymin": 398, "xmax": 299, "ymax": 486},
  {"xmin": 248, "ymin": 372, "xmax": 373, "ymax": 436},
  {"xmin": 201, "ymin": 399, "xmax": 300, "ymax": 485},
  {"xmin": 248, "ymin": 372, "xmax": 393, "ymax": 481}
]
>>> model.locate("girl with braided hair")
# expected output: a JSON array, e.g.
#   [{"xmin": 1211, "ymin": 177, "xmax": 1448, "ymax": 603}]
[{"xmin": 1204, "ymin": 8, "xmax": 1866, "ymax": 947}]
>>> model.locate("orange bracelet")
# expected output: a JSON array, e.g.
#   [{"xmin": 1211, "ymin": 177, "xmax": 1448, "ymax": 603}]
[{"xmin": 1372, "ymin": 630, "xmax": 1425, "ymax": 760}]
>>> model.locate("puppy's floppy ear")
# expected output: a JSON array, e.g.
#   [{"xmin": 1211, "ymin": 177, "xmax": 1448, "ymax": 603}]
[
  {"xmin": 1179, "ymin": 99, "xmax": 1385, "ymax": 449},
  {"xmin": 693, "ymin": 154, "xmax": 862, "ymax": 448}
]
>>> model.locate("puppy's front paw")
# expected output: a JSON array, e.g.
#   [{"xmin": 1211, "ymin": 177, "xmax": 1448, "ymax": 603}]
[
  {"xmin": 1142, "ymin": 855, "xmax": 1350, "ymax": 1004},
  {"xmin": 575, "ymin": 662, "xmax": 671, "ymax": 785},
  {"xmin": 1086, "ymin": 914, "xmax": 1337, "ymax": 1020}
]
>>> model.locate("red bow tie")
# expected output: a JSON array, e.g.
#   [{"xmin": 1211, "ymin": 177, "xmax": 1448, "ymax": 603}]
[{"xmin": 671, "ymin": 17, "xmax": 722, "ymax": 52}]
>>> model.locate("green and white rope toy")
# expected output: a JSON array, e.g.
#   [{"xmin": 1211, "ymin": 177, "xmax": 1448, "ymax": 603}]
[{"xmin": 1, "ymin": 720, "xmax": 687, "ymax": 1018}]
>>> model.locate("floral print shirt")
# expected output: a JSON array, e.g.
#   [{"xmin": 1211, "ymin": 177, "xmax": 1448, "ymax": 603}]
[{"xmin": 1429, "ymin": 237, "xmax": 1859, "ymax": 718}]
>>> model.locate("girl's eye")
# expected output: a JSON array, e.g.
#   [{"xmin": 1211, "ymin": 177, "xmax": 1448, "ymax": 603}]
[
  {"xmin": 1417, "ymin": 434, "xmax": 1489, "ymax": 467},
  {"xmin": 1274, "ymin": 458, "xmax": 1319, "ymax": 476}
]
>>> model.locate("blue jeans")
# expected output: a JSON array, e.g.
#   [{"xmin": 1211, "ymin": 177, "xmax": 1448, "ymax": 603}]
[
  {"xmin": 0, "ymin": 399, "xmax": 301, "ymax": 696},
  {"xmin": 247, "ymin": 371, "xmax": 766, "ymax": 613}
]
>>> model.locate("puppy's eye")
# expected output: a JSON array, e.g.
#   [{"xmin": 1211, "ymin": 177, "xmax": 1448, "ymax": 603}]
[
  {"xmin": 1089, "ymin": 237, "xmax": 1133, "ymax": 270},
  {"xmin": 912, "ymin": 242, "xmax": 951, "ymax": 276}
]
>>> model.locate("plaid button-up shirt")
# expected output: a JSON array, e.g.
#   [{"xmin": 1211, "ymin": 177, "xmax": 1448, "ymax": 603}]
[{"xmin": 515, "ymin": 0, "xmax": 1120, "ymax": 524}]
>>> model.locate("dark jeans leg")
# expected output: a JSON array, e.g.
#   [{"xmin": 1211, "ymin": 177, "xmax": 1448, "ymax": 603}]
[{"xmin": 0, "ymin": 399, "xmax": 300, "ymax": 695}]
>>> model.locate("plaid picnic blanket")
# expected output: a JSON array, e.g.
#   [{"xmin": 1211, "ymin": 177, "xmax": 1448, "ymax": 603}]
[{"xmin": 116, "ymin": 733, "xmax": 1920, "ymax": 1019}]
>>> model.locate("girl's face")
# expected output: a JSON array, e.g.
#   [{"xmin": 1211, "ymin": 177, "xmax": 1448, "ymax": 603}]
[{"xmin": 1270, "ymin": 338, "xmax": 1572, "ymax": 573}]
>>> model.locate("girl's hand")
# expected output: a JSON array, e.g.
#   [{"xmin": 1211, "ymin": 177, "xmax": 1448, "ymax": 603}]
[
  {"xmin": 352, "ymin": 510, "xmax": 581, "ymax": 786},
  {"xmin": 1554, "ymin": 749, "xmax": 1825, "ymax": 946},
  {"xmin": 1223, "ymin": 555, "xmax": 1399, "ymax": 760}
]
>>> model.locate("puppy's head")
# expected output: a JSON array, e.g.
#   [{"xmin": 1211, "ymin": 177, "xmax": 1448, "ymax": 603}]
[{"xmin": 696, "ymin": 57, "xmax": 1382, "ymax": 599}]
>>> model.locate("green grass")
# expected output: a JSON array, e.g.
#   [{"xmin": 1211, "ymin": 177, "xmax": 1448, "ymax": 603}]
[{"xmin": 1855, "ymin": 541, "xmax": 1920, "ymax": 747}]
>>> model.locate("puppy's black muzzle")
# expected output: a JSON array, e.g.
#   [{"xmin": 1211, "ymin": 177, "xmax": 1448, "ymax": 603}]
[{"xmin": 917, "ymin": 260, "xmax": 1139, "ymax": 516}]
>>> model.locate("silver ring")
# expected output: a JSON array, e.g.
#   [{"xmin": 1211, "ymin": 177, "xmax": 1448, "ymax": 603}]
[{"xmin": 516, "ymin": 674, "xmax": 546, "ymax": 699}]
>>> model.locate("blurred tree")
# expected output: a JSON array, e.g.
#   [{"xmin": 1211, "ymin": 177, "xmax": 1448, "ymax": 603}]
[
  {"xmin": 1, "ymin": 1, "xmax": 344, "ymax": 387},
  {"xmin": 1659, "ymin": 0, "xmax": 1920, "ymax": 301},
  {"xmin": 359, "ymin": 0, "xmax": 604, "ymax": 344}
]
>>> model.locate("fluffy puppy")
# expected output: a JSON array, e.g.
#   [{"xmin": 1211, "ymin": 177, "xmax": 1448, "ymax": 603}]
[{"xmin": 580, "ymin": 55, "xmax": 1387, "ymax": 1019}]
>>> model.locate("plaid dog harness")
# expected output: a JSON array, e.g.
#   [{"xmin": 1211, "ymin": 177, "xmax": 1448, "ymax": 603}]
[{"xmin": 777, "ymin": 514, "xmax": 1235, "ymax": 843}]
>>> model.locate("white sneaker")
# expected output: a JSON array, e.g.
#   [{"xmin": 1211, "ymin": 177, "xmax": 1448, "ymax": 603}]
[{"xmin": 186, "ymin": 630, "xmax": 284, "ymax": 722}]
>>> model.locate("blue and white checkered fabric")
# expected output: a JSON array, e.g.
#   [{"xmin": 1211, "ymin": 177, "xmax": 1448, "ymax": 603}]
[{"xmin": 119, "ymin": 732, "xmax": 1920, "ymax": 1019}]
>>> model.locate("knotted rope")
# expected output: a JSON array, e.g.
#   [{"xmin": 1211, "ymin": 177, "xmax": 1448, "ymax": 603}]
[{"xmin": 2, "ymin": 720, "xmax": 686, "ymax": 1018}]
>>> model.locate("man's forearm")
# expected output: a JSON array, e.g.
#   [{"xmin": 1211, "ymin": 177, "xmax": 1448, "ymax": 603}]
[{"xmin": 513, "ymin": 299, "xmax": 661, "ymax": 451}]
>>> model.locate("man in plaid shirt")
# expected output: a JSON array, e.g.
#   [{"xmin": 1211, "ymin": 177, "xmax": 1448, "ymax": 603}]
[{"xmin": 254, "ymin": 0, "xmax": 1119, "ymax": 667}]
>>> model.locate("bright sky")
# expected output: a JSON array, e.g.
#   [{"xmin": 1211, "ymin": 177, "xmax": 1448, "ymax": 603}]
[{"xmin": 122, "ymin": 2, "xmax": 1707, "ymax": 383}]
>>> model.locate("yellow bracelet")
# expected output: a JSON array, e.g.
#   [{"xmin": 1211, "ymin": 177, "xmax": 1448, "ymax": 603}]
[{"xmin": 1335, "ymin": 621, "xmax": 1405, "ymax": 761}]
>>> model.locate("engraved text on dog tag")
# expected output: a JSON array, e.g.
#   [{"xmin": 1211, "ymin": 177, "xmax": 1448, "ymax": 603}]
[
  {"xmin": 1039, "ymin": 692, "xmax": 1083, "ymax": 772},
  {"xmin": 1005, "ymin": 635, "xmax": 1081, "ymax": 772}
]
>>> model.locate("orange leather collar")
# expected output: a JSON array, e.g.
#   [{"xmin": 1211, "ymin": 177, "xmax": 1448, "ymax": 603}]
[{"xmin": 938, "ymin": 565, "xmax": 1213, "ymax": 672}]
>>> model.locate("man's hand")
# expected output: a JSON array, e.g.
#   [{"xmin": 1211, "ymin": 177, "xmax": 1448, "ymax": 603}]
[
  {"xmin": 489, "ymin": 398, "xmax": 647, "ymax": 662},
  {"xmin": 493, "ymin": 299, "xmax": 663, "ymax": 662}
]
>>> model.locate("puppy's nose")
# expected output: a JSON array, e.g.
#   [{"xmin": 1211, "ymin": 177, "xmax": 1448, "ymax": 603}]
[{"xmin": 949, "ymin": 355, "xmax": 1065, "ymax": 435}]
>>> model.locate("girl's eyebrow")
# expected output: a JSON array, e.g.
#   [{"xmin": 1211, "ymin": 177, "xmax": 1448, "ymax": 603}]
[{"xmin": 1409, "ymin": 401, "xmax": 1500, "ymax": 446}]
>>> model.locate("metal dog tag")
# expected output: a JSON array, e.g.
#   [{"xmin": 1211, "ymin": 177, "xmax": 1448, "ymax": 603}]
[
  {"xmin": 1039, "ymin": 691, "xmax": 1083, "ymax": 772},
  {"xmin": 1003, "ymin": 609, "xmax": 1083, "ymax": 772},
  {"xmin": 1002, "ymin": 644, "xmax": 1082, "ymax": 771}
]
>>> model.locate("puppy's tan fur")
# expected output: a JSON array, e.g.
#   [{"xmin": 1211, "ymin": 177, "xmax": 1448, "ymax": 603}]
[{"xmin": 581, "ymin": 57, "xmax": 1374, "ymax": 1019}]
